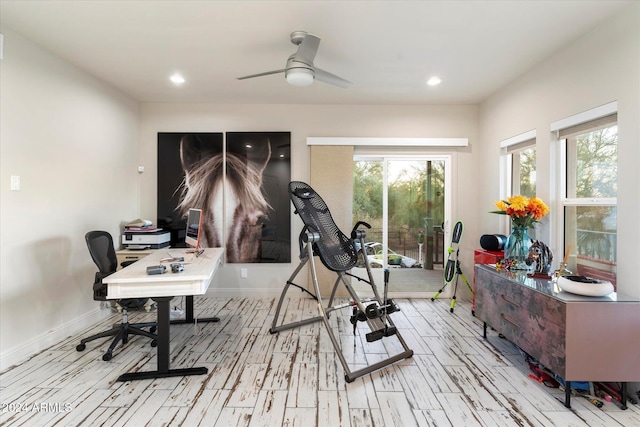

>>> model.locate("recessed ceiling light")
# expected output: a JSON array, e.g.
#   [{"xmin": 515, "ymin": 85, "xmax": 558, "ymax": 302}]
[
  {"xmin": 170, "ymin": 73, "xmax": 185, "ymax": 85},
  {"xmin": 426, "ymin": 76, "xmax": 442, "ymax": 86}
]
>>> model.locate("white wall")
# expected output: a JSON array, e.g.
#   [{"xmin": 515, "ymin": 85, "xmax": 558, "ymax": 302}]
[
  {"xmin": 478, "ymin": 3, "xmax": 640, "ymax": 298},
  {"xmin": 139, "ymin": 104, "xmax": 479, "ymax": 297},
  {"xmin": 0, "ymin": 28, "xmax": 141, "ymax": 370}
]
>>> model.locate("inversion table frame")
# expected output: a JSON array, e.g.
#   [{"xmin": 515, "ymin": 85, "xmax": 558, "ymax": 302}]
[{"xmin": 269, "ymin": 181, "xmax": 414, "ymax": 383}]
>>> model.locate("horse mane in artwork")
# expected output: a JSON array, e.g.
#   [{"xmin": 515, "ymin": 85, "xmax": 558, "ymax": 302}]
[{"xmin": 177, "ymin": 134, "xmax": 271, "ymax": 263}]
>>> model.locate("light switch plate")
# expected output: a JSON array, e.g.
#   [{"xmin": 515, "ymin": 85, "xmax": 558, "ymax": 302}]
[{"xmin": 10, "ymin": 175, "xmax": 20, "ymax": 191}]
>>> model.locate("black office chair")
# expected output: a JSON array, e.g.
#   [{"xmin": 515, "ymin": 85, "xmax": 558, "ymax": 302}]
[{"xmin": 76, "ymin": 231, "xmax": 157, "ymax": 361}]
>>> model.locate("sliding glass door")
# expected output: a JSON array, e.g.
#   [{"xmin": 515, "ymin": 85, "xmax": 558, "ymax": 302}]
[{"xmin": 353, "ymin": 155, "xmax": 451, "ymax": 296}]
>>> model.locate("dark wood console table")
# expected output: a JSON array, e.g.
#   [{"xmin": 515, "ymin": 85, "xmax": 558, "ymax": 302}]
[{"xmin": 475, "ymin": 264, "xmax": 640, "ymax": 408}]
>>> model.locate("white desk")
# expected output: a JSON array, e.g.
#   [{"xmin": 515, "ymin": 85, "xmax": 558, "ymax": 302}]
[{"xmin": 104, "ymin": 248, "xmax": 224, "ymax": 381}]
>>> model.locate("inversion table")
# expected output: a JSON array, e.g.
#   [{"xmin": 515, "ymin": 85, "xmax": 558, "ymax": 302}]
[{"xmin": 270, "ymin": 181, "xmax": 414, "ymax": 382}]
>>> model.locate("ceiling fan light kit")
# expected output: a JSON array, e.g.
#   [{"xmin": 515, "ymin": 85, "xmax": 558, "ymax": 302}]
[
  {"xmin": 285, "ymin": 67, "xmax": 314, "ymax": 87},
  {"xmin": 237, "ymin": 31, "xmax": 350, "ymax": 88}
]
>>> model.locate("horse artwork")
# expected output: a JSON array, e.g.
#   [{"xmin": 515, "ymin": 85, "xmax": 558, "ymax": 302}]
[
  {"xmin": 178, "ymin": 134, "xmax": 271, "ymax": 263},
  {"xmin": 525, "ymin": 240, "xmax": 553, "ymax": 278},
  {"xmin": 157, "ymin": 132, "xmax": 291, "ymax": 264}
]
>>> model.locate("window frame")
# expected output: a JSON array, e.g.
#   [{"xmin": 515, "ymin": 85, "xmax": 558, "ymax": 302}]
[{"xmin": 552, "ymin": 102, "xmax": 618, "ymax": 282}]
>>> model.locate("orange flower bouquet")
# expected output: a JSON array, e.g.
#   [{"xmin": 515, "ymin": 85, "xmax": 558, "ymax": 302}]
[
  {"xmin": 491, "ymin": 195, "xmax": 549, "ymax": 228},
  {"xmin": 491, "ymin": 195, "xmax": 549, "ymax": 270}
]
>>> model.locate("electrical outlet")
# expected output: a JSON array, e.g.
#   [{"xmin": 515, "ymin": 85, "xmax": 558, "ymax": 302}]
[{"xmin": 241, "ymin": 268, "xmax": 248, "ymax": 279}]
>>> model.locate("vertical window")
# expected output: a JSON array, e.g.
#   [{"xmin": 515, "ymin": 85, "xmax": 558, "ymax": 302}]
[
  {"xmin": 558, "ymin": 111, "xmax": 617, "ymax": 287},
  {"xmin": 500, "ymin": 130, "xmax": 537, "ymax": 199},
  {"xmin": 500, "ymin": 131, "xmax": 537, "ymax": 237},
  {"xmin": 509, "ymin": 141, "xmax": 536, "ymax": 198}
]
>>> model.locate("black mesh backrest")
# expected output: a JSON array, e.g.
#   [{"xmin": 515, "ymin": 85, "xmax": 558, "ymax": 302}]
[
  {"xmin": 85, "ymin": 231, "xmax": 117, "ymax": 301},
  {"xmin": 289, "ymin": 181, "xmax": 358, "ymax": 272},
  {"xmin": 85, "ymin": 231, "xmax": 118, "ymax": 275},
  {"xmin": 85, "ymin": 231, "xmax": 148, "ymax": 307}
]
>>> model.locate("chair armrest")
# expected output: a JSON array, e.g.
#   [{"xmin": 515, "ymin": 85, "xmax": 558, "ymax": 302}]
[
  {"xmin": 93, "ymin": 271, "xmax": 112, "ymax": 292},
  {"xmin": 92, "ymin": 280, "xmax": 101, "ymax": 292},
  {"xmin": 120, "ymin": 260, "xmax": 136, "ymax": 269}
]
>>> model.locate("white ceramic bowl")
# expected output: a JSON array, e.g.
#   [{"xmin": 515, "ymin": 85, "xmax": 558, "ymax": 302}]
[{"xmin": 557, "ymin": 275, "xmax": 614, "ymax": 297}]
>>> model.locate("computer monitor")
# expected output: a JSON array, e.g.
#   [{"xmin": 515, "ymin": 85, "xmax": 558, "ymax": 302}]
[{"xmin": 185, "ymin": 208, "xmax": 203, "ymax": 250}]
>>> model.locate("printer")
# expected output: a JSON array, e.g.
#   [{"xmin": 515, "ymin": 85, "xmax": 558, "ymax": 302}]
[{"xmin": 122, "ymin": 230, "xmax": 171, "ymax": 249}]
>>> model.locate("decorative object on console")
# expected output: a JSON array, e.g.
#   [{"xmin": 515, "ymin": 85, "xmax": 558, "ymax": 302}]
[
  {"xmin": 503, "ymin": 226, "xmax": 533, "ymax": 270},
  {"xmin": 491, "ymin": 195, "xmax": 549, "ymax": 270},
  {"xmin": 553, "ymin": 245, "xmax": 573, "ymax": 279},
  {"xmin": 557, "ymin": 275, "xmax": 614, "ymax": 297},
  {"xmin": 495, "ymin": 258, "xmax": 517, "ymax": 274},
  {"xmin": 525, "ymin": 240, "xmax": 553, "ymax": 278}
]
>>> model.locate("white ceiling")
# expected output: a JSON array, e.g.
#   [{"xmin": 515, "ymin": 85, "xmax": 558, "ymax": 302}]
[{"xmin": 0, "ymin": 0, "xmax": 633, "ymax": 105}]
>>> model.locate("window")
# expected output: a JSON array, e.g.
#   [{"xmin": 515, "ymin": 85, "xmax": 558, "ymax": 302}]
[
  {"xmin": 352, "ymin": 155, "xmax": 452, "ymax": 294},
  {"xmin": 500, "ymin": 130, "xmax": 537, "ymax": 198},
  {"xmin": 500, "ymin": 130, "xmax": 537, "ymax": 237},
  {"xmin": 556, "ymin": 108, "xmax": 617, "ymax": 287},
  {"xmin": 509, "ymin": 141, "xmax": 536, "ymax": 198}
]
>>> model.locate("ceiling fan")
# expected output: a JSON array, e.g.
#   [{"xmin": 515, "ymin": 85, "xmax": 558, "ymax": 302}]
[{"xmin": 237, "ymin": 31, "xmax": 351, "ymax": 88}]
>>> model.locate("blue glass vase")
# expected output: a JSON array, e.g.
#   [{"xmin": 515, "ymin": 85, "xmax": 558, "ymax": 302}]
[{"xmin": 504, "ymin": 226, "xmax": 532, "ymax": 270}]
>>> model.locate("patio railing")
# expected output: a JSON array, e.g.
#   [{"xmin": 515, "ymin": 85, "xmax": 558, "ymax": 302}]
[{"xmin": 364, "ymin": 227, "xmax": 445, "ymax": 269}]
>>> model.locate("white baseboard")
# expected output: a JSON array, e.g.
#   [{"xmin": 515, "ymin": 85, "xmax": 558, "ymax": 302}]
[{"xmin": 0, "ymin": 307, "xmax": 111, "ymax": 373}]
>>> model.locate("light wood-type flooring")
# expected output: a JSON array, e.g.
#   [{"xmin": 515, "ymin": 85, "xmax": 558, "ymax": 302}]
[{"xmin": 1, "ymin": 296, "xmax": 638, "ymax": 426}]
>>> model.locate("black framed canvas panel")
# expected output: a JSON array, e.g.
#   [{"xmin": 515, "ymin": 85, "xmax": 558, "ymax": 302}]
[
  {"xmin": 226, "ymin": 132, "xmax": 291, "ymax": 263},
  {"xmin": 157, "ymin": 132, "xmax": 224, "ymax": 249}
]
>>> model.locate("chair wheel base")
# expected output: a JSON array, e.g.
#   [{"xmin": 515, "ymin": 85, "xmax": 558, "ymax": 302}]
[
  {"xmin": 102, "ymin": 353, "xmax": 113, "ymax": 361},
  {"xmin": 151, "ymin": 340, "xmax": 157, "ymax": 347},
  {"xmin": 76, "ymin": 344, "xmax": 86, "ymax": 352}
]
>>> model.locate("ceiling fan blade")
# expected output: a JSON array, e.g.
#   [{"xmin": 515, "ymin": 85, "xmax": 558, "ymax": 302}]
[
  {"xmin": 294, "ymin": 34, "xmax": 320, "ymax": 64},
  {"xmin": 236, "ymin": 69, "xmax": 286, "ymax": 80},
  {"xmin": 314, "ymin": 67, "xmax": 351, "ymax": 88}
]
